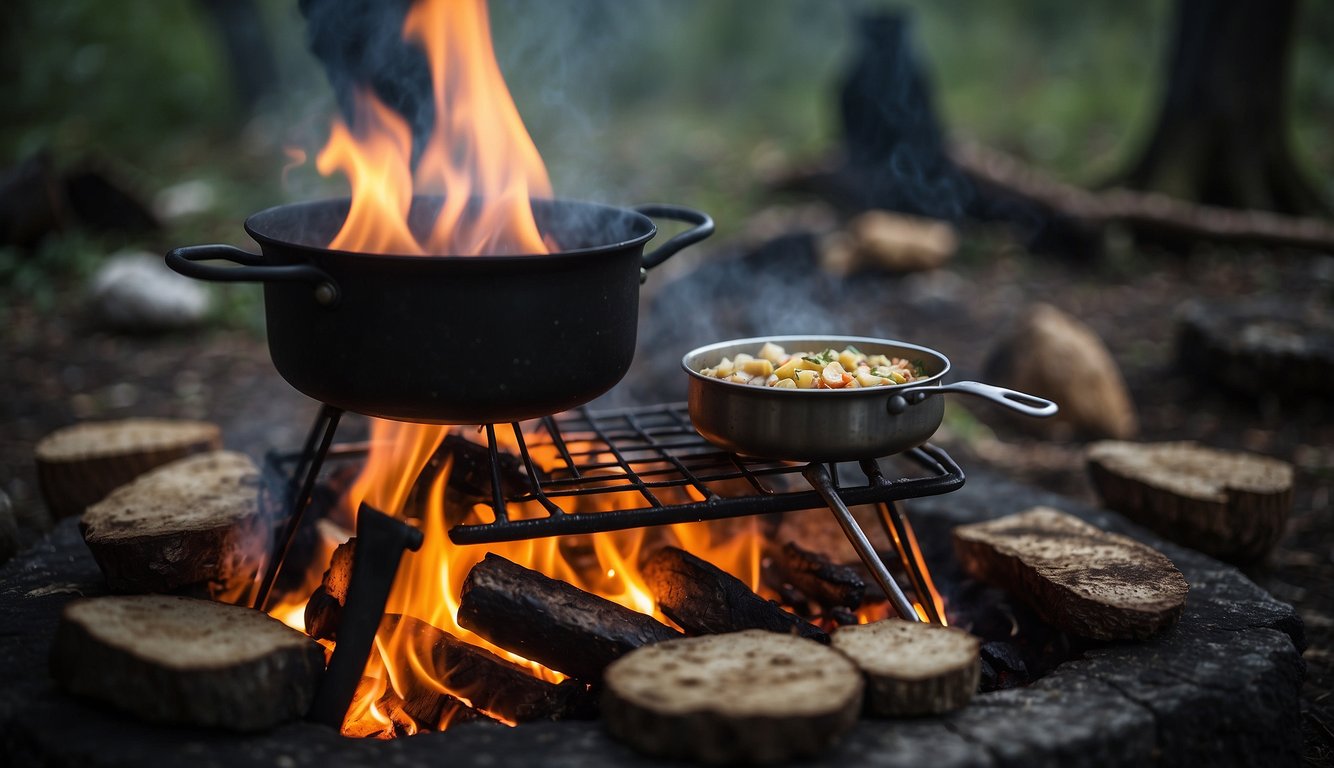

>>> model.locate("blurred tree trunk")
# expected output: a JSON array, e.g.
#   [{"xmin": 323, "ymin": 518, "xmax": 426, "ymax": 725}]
[{"xmin": 1119, "ymin": 0, "xmax": 1327, "ymax": 215}]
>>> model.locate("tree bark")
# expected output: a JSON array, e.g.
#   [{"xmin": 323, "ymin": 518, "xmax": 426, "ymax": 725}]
[{"xmin": 1119, "ymin": 0, "xmax": 1327, "ymax": 215}]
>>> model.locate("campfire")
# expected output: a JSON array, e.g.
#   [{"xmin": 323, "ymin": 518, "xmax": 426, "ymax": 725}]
[
  {"xmin": 260, "ymin": 406, "xmax": 960, "ymax": 738},
  {"xmin": 5, "ymin": 1, "xmax": 1313, "ymax": 766}
]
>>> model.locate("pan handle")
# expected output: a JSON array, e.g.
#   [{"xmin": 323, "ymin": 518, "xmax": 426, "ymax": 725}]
[
  {"xmin": 166, "ymin": 245, "xmax": 341, "ymax": 306},
  {"xmin": 634, "ymin": 204, "xmax": 715, "ymax": 272},
  {"xmin": 887, "ymin": 381, "xmax": 1058, "ymax": 418}
]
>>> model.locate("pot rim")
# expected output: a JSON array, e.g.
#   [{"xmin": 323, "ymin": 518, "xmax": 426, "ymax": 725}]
[
  {"xmin": 681, "ymin": 334, "xmax": 953, "ymax": 395},
  {"xmin": 242, "ymin": 196, "xmax": 658, "ymax": 263}
]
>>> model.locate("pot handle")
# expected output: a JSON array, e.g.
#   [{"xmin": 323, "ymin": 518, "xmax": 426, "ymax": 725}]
[
  {"xmin": 166, "ymin": 244, "xmax": 341, "ymax": 306},
  {"xmin": 634, "ymin": 204, "xmax": 715, "ymax": 271},
  {"xmin": 887, "ymin": 381, "xmax": 1058, "ymax": 418}
]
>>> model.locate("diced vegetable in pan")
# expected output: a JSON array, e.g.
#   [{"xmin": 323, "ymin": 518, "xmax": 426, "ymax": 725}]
[{"xmin": 699, "ymin": 344, "xmax": 925, "ymax": 389}]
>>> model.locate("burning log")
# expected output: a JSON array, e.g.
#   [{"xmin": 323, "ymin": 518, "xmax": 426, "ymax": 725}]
[
  {"xmin": 382, "ymin": 615, "xmax": 594, "ymax": 722},
  {"xmin": 774, "ymin": 541, "xmax": 866, "ymax": 611},
  {"xmin": 49, "ymin": 595, "xmax": 324, "ymax": 731},
  {"xmin": 644, "ymin": 546, "xmax": 828, "ymax": 643},
  {"xmin": 79, "ymin": 451, "xmax": 265, "ymax": 599},
  {"xmin": 953, "ymin": 507, "xmax": 1189, "ymax": 640},
  {"xmin": 1086, "ymin": 440, "xmax": 1294, "ymax": 564},
  {"xmin": 457, "ymin": 553, "xmax": 681, "ymax": 682},
  {"xmin": 440, "ymin": 433, "xmax": 537, "ymax": 505},
  {"xmin": 830, "ymin": 619, "xmax": 980, "ymax": 716},
  {"xmin": 396, "ymin": 686, "xmax": 498, "ymax": 732},
  {"xmin": 35, "ymin": 418, "xmax": 221, "ymax": 518},
  {"xmin": 304, "ymin": 585, "xmax": 342, "ymax": 641},
  {"xmin": 603, "ymin": 630, "xmax": 863, "ymax": 764},
  {"xmin": 303, "ymin": 538, "xmax": 356, "ymax": 641}
]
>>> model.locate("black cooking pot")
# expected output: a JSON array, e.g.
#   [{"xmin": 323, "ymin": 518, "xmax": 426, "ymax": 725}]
[{"xmin": 166, "ymin": 197, "xmax": 713, "ymax": 424}]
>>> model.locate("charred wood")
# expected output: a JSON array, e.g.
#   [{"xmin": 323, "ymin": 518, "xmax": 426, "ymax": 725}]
[
  {"xmin": 457, "ymin": 553, "xmax": 681, "ymax": 682},
  {"xmin": 644, "ymin": 546, "xmax": 828, "ymax": 643},
  {"xmin": 382, "ymin": 615, "xmax": 594, "ymax": 722},
  {"xmin": 775, "ymin": 541, "xmax": 866, "ymax": 611}
]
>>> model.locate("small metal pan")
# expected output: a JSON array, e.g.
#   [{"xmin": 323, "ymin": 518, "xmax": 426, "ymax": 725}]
[
  {"xmin": 682, "ymin": 335, "xmax": 1058, "ymax": 623},
  {"xmin": 683, "ymin": 335, "xmax": 1056, "ymax": 462}
]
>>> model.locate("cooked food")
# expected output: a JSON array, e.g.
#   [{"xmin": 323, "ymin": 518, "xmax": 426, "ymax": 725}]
[{"xmin": 698, "ymin": 342, "xmax": 925, "ymax": 389}]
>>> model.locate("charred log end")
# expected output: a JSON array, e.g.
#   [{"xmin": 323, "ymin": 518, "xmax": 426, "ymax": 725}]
[{"xmin": 645, "ymin": 546, "xmax": 828, "ymax": 643}]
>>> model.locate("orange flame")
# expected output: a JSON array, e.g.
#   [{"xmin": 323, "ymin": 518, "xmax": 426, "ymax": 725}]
[
  {"xmin": 272, "ymin": 0, "xmax": 946, "ymax": 739},
  {"xmin": 314, "ymin": 0, "xmax": 550, "ymax": 256}
]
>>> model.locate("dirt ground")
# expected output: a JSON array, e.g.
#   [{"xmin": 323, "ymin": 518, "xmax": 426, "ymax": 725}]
[{"xmin": 1, "ymin": 230, "xmax": 1330, "ymax": 762}]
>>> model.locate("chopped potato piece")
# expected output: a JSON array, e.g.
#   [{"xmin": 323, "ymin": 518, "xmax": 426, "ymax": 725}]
[
  {"xmin": 758, "ymin": 342, "xmax": 787, "ymax": 364},
  {"xmin": 795, "ymin": 370, "xmax": 820, "ymax": 389},
  {"xmin": 838, "ymin": 350, "xmax": 861, "ymax": 370},
  {"xmin": 773, "ymin": 377, "xmax": 797, "ymax": 389},
  {"xmin": 742, "ymin": 359, "xmax": 774, "ymax": 377},
  {"xmin": 773, "ymin": 359, "xmax": 800, "ymax": 380}
]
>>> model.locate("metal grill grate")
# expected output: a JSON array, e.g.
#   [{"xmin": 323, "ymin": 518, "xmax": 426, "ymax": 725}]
[{"xmin": 447, "ymin": 402, "xmax": 964, "ymax": 543}]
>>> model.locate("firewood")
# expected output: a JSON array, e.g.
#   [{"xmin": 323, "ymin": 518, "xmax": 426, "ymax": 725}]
[
  {"xmin": 952, "ymin": 507, "xmax": 1188, "ymax": 641},
  {"xmin": 382, "ymin": 614, "xmax": 593, "ymax": 722},
  {"xmin": 603, "ymin": 629, "xmax": 863, "ymax": 764},
  {"xmin": 831, "ymin": 619, "xmax": 980, "ymax": 716},
  {"xmin": 49, "ymin": 595, "xmax": 324, "ymax": 730},
  {"xmin": 457, "ymin": 553, "xmax": 681, "ymax": 682},
  {"xmin": 1086, "ymin": 441, "xmax": 1294, "ymax": 564},
  {"xmin": 80, "ymin": 451, "xmax": 265, "ymax": 598},
  {"xmin": 775, "ymin": 541, "xmax": 866, "ymax": 611},
  {"xmin": 644, "ymin": 546, "xmax": 828, "ymax": 643},
  {"xmin": 35, "ymin": 418, "xmax": 221, "ymax": 518},
  {"xmin": 304, "ymin": 585, "xmax": 342, "ymax": 641}
]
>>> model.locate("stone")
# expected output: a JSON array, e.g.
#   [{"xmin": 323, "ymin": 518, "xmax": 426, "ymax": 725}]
[
  {"xmin": 819, "ymin": 210, "xmax": 957, "ymax": 275},
  {"xmin": 87, "ymin": 250, "xmax": 210, "ymax": 332},
  {"xmin": 984, "ymin": 303, "xmax": 1139, "ymax": 439}
]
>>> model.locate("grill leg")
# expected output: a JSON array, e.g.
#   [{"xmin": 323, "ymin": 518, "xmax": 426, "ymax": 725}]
[
  {"xmin": 878, "ymin": 501, "xmax": 944, "ymax": 624},
  {"xmin": 253, "ymin": 403, "xmax": 343, "ymax": 611},
  {"xmin": 803, "ymin": 463, "xmax": 920, "ymax": 622}
]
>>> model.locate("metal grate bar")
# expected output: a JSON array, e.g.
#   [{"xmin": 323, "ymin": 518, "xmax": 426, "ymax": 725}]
[
  {"xmin": 263, "ymin": 403, "xmax": 965, "ymax": 547},
  {"xmin": 447, "ymin": 403, "xmax": 964, "ymax": 544}
]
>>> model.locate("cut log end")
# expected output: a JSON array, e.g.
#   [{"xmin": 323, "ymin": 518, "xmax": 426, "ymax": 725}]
[
  {"xmin": 952, "ymin": 507, "xmax": 1188, "ymax": 641},
  {"xmin": 49, "ymin": 595, "xmax": 324, "ymax": 731},
  {"xmin": 831, "ymin": 619, "xmax": 980, "ymax": 716},
  {"xmin": 36, "ymin": 418, "xmax": 222, "ymax": 518},
  {"xmin": 79, "ymin": 451, "xmax": 265, "ymax": 598},
  {"xmin": 603, "ymin": 630, "xmax": 862, "ymax": 764},
  {"xmin": 1087, "ymin": 440, "xmax": 1294, "ymax": 564}
]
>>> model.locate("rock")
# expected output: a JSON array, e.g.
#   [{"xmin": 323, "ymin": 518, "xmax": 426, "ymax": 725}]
[
  {"xmin": 0, "ymin": 489, "xmax": 17, "ymax": 565},
  {"xmin": 984, "ymin": 303, "xmax": 1138, "ymax": 439},
  {"xmin": 87, "ymin": 250, "xmax": 210, "ymax": 332},
  {"xmin": 819, "ymin": 210, "xmax": 957, "ymax": 275},
  {"xmin": 152, "ymin": 180, "xmax": 217, "ymax": 221}
]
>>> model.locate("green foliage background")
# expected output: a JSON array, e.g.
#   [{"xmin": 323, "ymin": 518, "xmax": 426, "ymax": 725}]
[{"xmin": 2, "ymin": 0, "xmax": 1331, "ymax": 321}]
